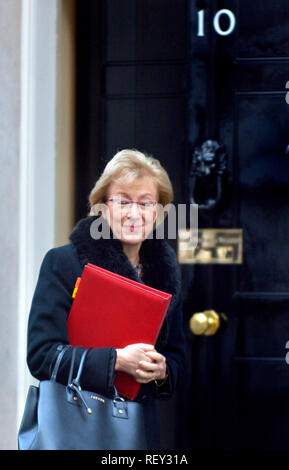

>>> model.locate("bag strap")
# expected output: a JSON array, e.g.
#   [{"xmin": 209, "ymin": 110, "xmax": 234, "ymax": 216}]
[
  {"xmin": 70, "ymin": 349, "xmax": 121, "ymax": 400},
  {"xmin": 73, "ymin": 349, "xmax": 88, "ymax": 384},
  {"xmin": 67, "ymin": 347, "xmax": 76, "ymax": 386},
  {"xmin": 67, "ymin": 348, "xmax": 92, "ymax": 414},
  {"xmin": 53, "ymin": 346, "xmax": 121, "ymax": 412},
  {"xmin": 67, "ymin": 348, "xmax": 88, "ymax": 385},
  {"xmin": 50, "ymin": 344, "xmax": 71, "ymax": 381}
]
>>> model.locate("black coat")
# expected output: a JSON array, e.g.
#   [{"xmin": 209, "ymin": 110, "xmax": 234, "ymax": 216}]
[{"xmin": 27, "ymin": 215, "xmax": 186, "ymax": 449}]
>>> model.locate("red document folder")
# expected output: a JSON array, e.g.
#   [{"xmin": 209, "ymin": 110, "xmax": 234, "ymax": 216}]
[{"xmin": 67, "ymin": 263, "xmax": 172, "ymax": 399}]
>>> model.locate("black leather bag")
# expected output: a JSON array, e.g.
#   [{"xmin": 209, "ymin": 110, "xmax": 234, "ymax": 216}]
[{"xmin": 18, "ymin": 346, "xmax": 148, "ymax": 450}]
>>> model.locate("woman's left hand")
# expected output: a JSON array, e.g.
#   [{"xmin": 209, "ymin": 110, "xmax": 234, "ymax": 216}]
[{"xmin": 135, "ymin": 349, "xmax": 167, "ymax": 384}]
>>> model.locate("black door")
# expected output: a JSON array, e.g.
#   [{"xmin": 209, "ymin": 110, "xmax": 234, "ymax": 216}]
[
  {"xmin": 180, "ymin": 0, "xmax": 289, "ymax": 451},
  {"xmin": 75, "ymin": 0, "xmax": 289, "ymax": 450}
]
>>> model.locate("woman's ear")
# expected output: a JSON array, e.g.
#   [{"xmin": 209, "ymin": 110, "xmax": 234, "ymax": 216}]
[{"xmin": 90, "ymin": 202, "xmax": 109, "ymax": 220}]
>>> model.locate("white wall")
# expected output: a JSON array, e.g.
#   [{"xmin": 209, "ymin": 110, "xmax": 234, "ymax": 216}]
[
  {"xmin": 0, "ymin": 0, "xmax": 75, "ymax": 449},
  {"xmin": 0, "ymin": 0, "xmax": 22, "ymax": 451},
  {"xmin": 0, "ymin": 0, "xmax": 58, "ymax": 449},
  {"xmin": 17, "ymin": 0, "xmax": 59, "ymax": 440}
]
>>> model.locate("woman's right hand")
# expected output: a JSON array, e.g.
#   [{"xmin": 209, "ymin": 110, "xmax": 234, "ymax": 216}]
[{"xmin": 115, "ymin": 343, "xmax": 155, "ymax": 379}]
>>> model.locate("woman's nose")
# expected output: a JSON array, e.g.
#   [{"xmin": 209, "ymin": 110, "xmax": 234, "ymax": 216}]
[{"xmin": 127, "ymin": 202, "xmax": 141, "ymax": 217}]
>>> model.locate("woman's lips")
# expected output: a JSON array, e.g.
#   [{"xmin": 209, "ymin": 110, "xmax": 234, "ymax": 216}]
[{"xmin": 124, "ymin": 224, "xmax": 143, "ymax": 232}]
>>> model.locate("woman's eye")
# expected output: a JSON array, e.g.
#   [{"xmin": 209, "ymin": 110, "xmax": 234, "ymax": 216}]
[{"xmin": 140, "ymin": 201, "xmax": 153, "ymax": 207}]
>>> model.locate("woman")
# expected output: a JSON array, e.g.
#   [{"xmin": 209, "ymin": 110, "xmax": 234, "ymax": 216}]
[{"xmin": 27, "ymin": 149, "xmax": 186, "ymax": 449}]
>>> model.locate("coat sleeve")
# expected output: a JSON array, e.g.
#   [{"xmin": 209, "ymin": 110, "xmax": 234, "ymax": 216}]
[
  {"xmin": 152, "ymin": 290, "xmax": 186, "ymax": 401},
  {"xmin": 27, "ymin": 247, "xmax": 117, "ymax": 396}
]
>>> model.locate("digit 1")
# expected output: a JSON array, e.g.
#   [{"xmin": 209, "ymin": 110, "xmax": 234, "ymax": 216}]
[
  {"xmin": 197, "ymin": 10, "xmax": 205, "ymax": 37},
  {"xmin": 286, "ymin": 81, "xmax": 289, "ymax": 105}
]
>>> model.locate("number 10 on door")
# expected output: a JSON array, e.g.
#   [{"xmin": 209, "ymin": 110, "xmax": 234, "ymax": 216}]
[{"xmin": 197, "ymin": 9, "xmax": 236, "ymax": 37}]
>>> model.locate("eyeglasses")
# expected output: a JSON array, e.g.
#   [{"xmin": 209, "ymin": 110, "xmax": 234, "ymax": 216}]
[{"xmin": 106, "ymin": 197, "xmax": 158, "ymax": 211}]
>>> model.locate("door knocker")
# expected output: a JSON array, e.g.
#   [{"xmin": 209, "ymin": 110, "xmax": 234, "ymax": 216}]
[{"xmin": 189, "ymin": 140, "xmax": 228, "ymax": 210}]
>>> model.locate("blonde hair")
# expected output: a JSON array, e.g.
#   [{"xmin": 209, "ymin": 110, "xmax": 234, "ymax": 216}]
[{"xmin": 88, "ymin": 149, "xmax": 174, "ymax": 226}]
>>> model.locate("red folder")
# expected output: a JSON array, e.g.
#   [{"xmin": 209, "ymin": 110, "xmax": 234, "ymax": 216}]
[{"xmin": 67, "ymin": 263, "xmax": 172, "ymax": 399}]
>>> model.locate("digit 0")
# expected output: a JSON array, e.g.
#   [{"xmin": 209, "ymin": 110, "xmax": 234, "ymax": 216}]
[{"xmin": 213, "ymin": 9, "xmax": 236, "ymax": 36}]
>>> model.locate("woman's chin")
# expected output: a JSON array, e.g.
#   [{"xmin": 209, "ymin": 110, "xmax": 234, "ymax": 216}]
[
  {"xmin": 120, "ymin": 226, "xmax": 152, "ymax": 243},
  {"xmin": 120, "ymin": 233, "xmax": 145, "ymax": 244}
]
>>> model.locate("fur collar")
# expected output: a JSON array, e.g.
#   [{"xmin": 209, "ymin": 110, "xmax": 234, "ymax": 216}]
[{"xmin": 69, "ymin": 215, "xmax": 182, "ymax": 348}]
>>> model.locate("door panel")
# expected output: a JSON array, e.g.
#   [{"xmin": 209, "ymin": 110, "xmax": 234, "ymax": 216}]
[
  {"xmin": 236, "ymin": 94, "xmax": 289, "ymax": 292},
  {"xmin": 234, "ymin": 358, "xmax": 289, "ymax": 450},
  {"xmin": 105, "ymin": 0, "xmax": 187, "ymax": 62},
  {"xmin": 237, "ymin": 0, "xmax": 289, "ymax": 58}
]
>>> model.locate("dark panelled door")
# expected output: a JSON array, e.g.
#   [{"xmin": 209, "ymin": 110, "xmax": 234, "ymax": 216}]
[
  {"xmin": 178, "ymin": 0, "xmax": 289, "ymax": 451},
  {"xmin": 75, "ymin": 0, "xmax": 188, "ymax": 220},
  {"xmin": 75, "ymin": 0, "xmax": 289, "ymax": 450}
]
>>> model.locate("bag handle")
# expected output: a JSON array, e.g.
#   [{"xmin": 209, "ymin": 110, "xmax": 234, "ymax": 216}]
[
  {"xmin": 67, "ymin": 347, "xmax": 88, "ymax": 387},
  {"xmin": 53, "ymin": 346, "xmax": 124, "ymax": 414},
  {"xmin": 51, "ymin": 344, "xmax": 71, "ymax": 381},
  {"xmin": 66, "ymin": 348, "xmax": 93, "ymax": 414},
  {"xmin": 51, "ymin": 345, "xmax": 88, "ymax": 386}
]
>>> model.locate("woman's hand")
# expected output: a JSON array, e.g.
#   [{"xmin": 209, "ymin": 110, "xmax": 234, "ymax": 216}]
[
  {"xmin": 135, "ymin": 350, "xmax": 167, "ymax": 384},
  {"xmin": 115, "ymin": 344, "xmax": 167, "ymax": 384},
  {"xmin": 115, "ymin": 343, "xmax": 155, "ymax": 379}
]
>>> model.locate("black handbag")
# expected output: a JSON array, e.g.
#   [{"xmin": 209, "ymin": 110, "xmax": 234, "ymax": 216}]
[{"xmin": 18, "ymin": 346, "xmax": 148, "ymax": 450}]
